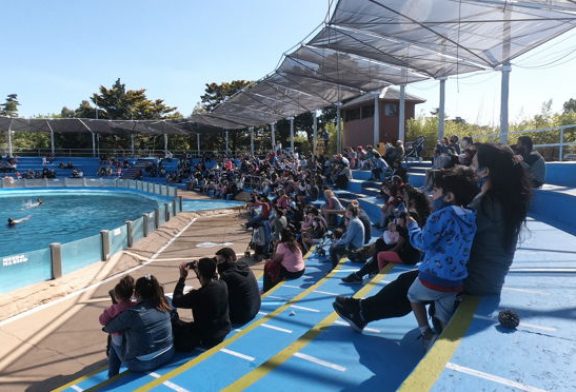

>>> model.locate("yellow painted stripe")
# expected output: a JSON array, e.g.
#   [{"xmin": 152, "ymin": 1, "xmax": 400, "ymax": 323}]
[
  {"xmin": 397, "ymin": 295, "xmax": 480, "ymax": 392},
  {"xmin": 136, "ymin": 249, "xmax": 339, "ymax": 392},
  {"xmin": 222, "ymin": 264, "xmax": 394, "ymax": 391},
  {"xmin": 51, "ymin": 366, "xmax": 107, "ymax": 392},
  {"xmin": 58, "ymin": 247, "xmax": 317, "ymax": 392}
]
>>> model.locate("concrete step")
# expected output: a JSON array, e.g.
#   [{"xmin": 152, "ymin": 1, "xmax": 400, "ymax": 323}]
[
  {"xmin": 351, "ymin": 170, "xmax": 372, "ymax": 180},
  {"xmin": 530, "ymin": 184, "xmax": 576, "ymax": 236},
  {"xmin": 545, "ymin": 162, "xmax": 576, "ymax": 187}
]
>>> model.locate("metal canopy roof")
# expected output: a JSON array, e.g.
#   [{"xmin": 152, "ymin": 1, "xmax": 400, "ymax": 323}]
[
  {"xmin": 197, "ymin": 0, "xmax": 576, "ymax": 129},
  {"xmin": 0, "ymin": 116, "xmax": 189, "ymax": 135},
  {"xmin": 3, "ymin": 1, "xmax": 576, "ymax": 133}
]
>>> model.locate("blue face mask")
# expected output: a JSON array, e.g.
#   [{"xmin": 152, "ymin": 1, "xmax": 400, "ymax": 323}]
[{"xmin": 432, "ymin": 197, "xmax": 450, "ymax": 211}]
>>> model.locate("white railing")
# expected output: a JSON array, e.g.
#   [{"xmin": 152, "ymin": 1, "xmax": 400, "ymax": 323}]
[
  {"xmin": 0, "ymin": 177, "xmax": 180, "ymax": 197},
  {"xmin": 509, "ymin": 123, "xmax": 576, "ymax": 161}
]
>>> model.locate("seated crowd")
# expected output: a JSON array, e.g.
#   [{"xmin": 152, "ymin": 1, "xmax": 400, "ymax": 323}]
[{"xmin": 97, "ymin": 137, "xmax": 541, "ymax": 378}]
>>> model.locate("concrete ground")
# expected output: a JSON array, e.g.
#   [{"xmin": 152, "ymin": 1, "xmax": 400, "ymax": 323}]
[{"xmin": 0, "ymin": 203, "xmax": 257, "ymax": 392}]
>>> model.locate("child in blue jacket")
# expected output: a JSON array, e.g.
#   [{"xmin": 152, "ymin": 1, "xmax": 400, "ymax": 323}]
[{"xmin": 407, "ymin": 167, "xmax": 478, "ymax": 345}]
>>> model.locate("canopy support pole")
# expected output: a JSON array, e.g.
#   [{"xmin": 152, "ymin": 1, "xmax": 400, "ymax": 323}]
[
  {"xmin": 288, "ymin": 117, "xmax": 295, "ymax": 154},
  {"xmin": 399, "ymin": 84, "xmax": 406, "ymax": 144},
  {"xmin": 225, "ymin": 131, "xmax": 229, "ymax": 155},
  {"xmin": 197, "ymin": 133, "xmax": 200, "ymax": 156},
  {"xmin": 336, "ymin": 102, "xmax": 342, "ymax": 154},
  {"xmin": 131, "ymin": 134, "xmax": 135, "ymax": 156},
  {"xmin": 373, "ymin": 92, "xmax": 380, "ymax": 147},
  {"xmin": 77, "ymin": 119, "xmax": 96, "ymax": 157},
  {"xmin": 249, "ymin": 127, "xmax": 255, "ymax": 156},
  {"xmin": 438, "ymin": 78, "xmax": 447, "ymax": 140},
  {"xmin": 7, "ymin": 119, "xmax": 13, "ymax": 157},
  {"xmin": 163, "ymin": 133, "xmax": 168, "ymax": 156},
  {"xmin": 500, "ymin": 66, "xmax": 511, "ymax": 144},
  {"xmin": 270, "ymin": 123, "xmax": 276, "ymax": 152},
  {"xmin": 312, "ymin": 111, "xmax": 318, "ymax": 156},
  {"xmin": 45, "ymin": 120, "xmax": 56, "ymax": 156}
]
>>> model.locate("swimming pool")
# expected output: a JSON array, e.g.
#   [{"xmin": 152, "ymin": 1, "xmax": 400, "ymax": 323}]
[{"xmin": 0, "ymin": 189, "xmax": 166, "ymax": 258}]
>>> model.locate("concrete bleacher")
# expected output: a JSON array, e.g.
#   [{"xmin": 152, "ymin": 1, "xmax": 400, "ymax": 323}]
[
  {"xmin": 55, "ymin": 161, "xmax": 576, "ymax": 391},
  {"xmin": 8, "ymin": 156, "xmax": 101, "ymax": 178}
]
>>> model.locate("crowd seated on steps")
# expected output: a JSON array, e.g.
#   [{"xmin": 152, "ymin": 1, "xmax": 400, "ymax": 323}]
[{"xmin": 97, "ymin": 137, "xmax": 541, "ymax": 376}]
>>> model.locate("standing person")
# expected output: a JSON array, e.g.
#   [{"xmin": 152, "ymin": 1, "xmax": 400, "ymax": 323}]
[
  {"xmin": 263, "ymin": 229, "xmax": 306, "ymax": 292},
  {"xmin": 99, "ymin": 276, "xmax": 135, "ymax": 378},
  {"xmin": 406, "ymin": 168, "xmax": 478, "ymax": 344},
  {"xmin": 215, "ymin": 247, "xmax": 261, "ymax": 325},
  {"xmin": 329, "ymin": 206, "xmax": 365, "ymax": 268},
  {"xmin": 103, "ymin": 275, "xmax": 174, "ymax": 377},
  {"xmin": 333, "ymin": 144, "xmax": 531, "ymax": 336},
  {"xmin": 172, "ymin": 258, "xmax": 231, "ymax": 351}
]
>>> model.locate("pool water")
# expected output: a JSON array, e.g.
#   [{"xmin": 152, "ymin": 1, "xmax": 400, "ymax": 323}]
[{"xmin": 0, "ymin": 190, "xmax": 162, "ymax": 257}]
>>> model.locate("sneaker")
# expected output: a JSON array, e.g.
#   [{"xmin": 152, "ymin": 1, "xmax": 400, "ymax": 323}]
[
  {"xmin": 332, "ymin": 300, "xmax": 366, "ymax": 333},
  {"xmin": 418, "ymin": 328, "xmax": 438, "ymax": 352},
  {"xmin": 341, "ymin": 272, "xmax": 363, "ymax": 283},
  {"xmin": 334, "ymin": 295, "xmax": 354, "ymax": 307}
]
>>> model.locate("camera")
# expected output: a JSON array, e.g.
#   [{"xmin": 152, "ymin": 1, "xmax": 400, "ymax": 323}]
[{"xmin": 186, "ymin": 260, "xmax": 198, "ymax": 269}]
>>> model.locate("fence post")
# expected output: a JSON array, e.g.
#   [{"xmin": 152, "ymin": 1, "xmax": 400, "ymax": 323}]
[
  {"xmin": 164, "ymin": 203, "xmax": 171, "ymax": 222},
  {"xmin": 50, "ymin": 243, "xmax": 62, "ymax": 279},
  {"xmin": 154, "ymin": 208, "xmax": 160, "ymax": 228},
  {"xmin": 559, "ymin": 128, "xmax": 565, "ymax": 161},
  {"xmin": 179, "ymin": 196, "xmax": 183, "ymax": 213},
  {"xmin": 172, "ymin": 198, "xmax": 178, "ymax": 216},
  {"xmin": 126, "ymin": 220, "xmax": 134, "ymax": 248},
  {"xmin": 143, "ymin": 213, "xmax": 149, "ymax": 237},
  {"xmin": 100, "ymin": 230, "xmax": 110, "ymax": 261}
]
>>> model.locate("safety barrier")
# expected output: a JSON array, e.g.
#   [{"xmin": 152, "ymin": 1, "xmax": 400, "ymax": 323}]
[{"xmin": 0, "ymin": 179, "xmax": 182, "ymax": 294}]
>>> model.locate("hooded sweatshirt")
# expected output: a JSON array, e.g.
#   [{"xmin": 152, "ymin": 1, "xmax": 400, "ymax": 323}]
[
  {"xmin": 408, "ymin": 205, "xmax": 477, "ymax": 291},
  {"xmin": 217, "ymin": 260, "xmax": 261, "ymax": 325}
]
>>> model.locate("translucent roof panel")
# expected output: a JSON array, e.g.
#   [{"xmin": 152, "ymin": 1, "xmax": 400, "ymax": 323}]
[
  {"xmin": 281, "ymin": 44, "xmax": 430, "ymax": 88},
  {"xmin": 309, "ymin": 25, "xmax": 486, "ymax": 78},
  {"xmin": 329, "ymin": 0, "xmax": 576, "ymax": 71}
]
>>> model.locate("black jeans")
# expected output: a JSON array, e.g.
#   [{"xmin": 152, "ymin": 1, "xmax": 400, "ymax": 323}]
[
  {"xmin": 356, "ymin": 238, "xmax": 394, "ymax": 277},
  {"xmin": 361, "ymin": 270, "xmax": 418, "ymax": 323},
  {"xmin": 263, "ymin": 266, "xmax": 305, "ymax": 292}
]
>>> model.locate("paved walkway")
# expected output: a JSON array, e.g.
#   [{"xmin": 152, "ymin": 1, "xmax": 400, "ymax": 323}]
[{"xmin": 0, "ymin": 209, "xmax": 255, "ymax": 392}]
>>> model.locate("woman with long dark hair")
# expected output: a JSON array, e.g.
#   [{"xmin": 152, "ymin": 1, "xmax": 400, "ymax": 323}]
[
  {"xmin": 103, "ymin": 275, "xmax": 174, "ymax": 377},
  {"xmin": 464, "ymin": 143, "xmax": 531, "ymax": 294},
  {"xmin": 334, "ymin": 143, "xmax": 531, "ymax": 332},
  {"xmin": 263, "ymin": 229, "xmax": 306, "ymax": 292}
]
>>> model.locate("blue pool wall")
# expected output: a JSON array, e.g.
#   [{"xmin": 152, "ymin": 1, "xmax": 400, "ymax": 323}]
[{"xmin": 0, "ymin": 179, "xmax": 181, "ymax": 293}]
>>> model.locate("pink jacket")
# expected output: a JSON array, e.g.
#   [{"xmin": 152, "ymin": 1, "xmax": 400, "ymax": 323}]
[{"xmin": 99, "ymin": 300, "xmax": 134, "ymax": 327}]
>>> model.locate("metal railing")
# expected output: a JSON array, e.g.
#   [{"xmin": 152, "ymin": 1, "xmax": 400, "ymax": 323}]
[{"xmin": 509, "ymin": 123, "xmax": 576, "ymax": 161}]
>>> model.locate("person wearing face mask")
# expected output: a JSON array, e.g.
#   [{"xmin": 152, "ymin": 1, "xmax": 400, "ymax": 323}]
[
  {"xmin": 333, "ymin": 145, "xmax": 531, "ymax": 341},
  {"xmin": 405, "ymin": 167, "xmax": 478, "ymax": 346}
]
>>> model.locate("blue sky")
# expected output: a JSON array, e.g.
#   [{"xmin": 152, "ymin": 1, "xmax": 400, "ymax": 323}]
[{"xmin": 2, "ymin": 0, "xmax": 576, "ymax": 126}]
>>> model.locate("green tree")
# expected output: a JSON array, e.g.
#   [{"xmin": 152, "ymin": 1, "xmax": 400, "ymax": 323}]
[
  {"xmin": 200, "ymin": 80, "xmax": 252, "ymax": 112},
  {"xmin": 563, "ymin": 98, "xmax": 576, "ymax": 114},
  {"xmin": 1, "ymin": 94, "xmax": 19, "ymax": 117},
  {"xmin": 91, "ymin": 79, "xmax": 180, "ymax": 120}
]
